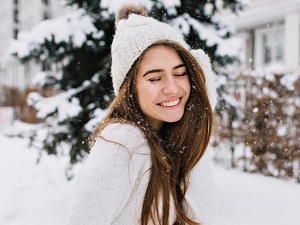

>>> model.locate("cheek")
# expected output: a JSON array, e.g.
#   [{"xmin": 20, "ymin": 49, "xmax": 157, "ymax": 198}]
[
  {"xmin": 136, "ymin": 82, "xmax": 158, "ymax": 110},
  {"xmin": 136, "ymin": 82, "xmax": 149, "ymax": 108},
  {"xmin": 137, "ymin": 80, "xmax": 155, "ymax": 98}
]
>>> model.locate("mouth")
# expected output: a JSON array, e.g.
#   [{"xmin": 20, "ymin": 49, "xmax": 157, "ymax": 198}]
[{"xmin": 158, "ymin": 98, "xmax": 181, "ymax": 107}]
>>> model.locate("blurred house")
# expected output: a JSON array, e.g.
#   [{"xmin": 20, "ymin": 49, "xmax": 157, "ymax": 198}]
[
  {"xmin": 0, "ymin": 0, "xmax": 72, "ymax": 123},
  {"xmin": 224, "ymin": 0, "xmax": 300, "ymax": 72}
]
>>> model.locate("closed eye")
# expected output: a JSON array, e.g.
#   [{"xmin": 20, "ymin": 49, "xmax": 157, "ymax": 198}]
[
  {"xmin": 175, "ymin": 72, "xmax": 188, "ymax": 77},
  {"xmin": 148, "ymin": 77, "xmax": 161, "ymax": 82}
]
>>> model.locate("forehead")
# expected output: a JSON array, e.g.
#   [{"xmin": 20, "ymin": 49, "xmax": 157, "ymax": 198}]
[{"xmin": 138, "ymin": 45, "xmax": 184, "ymax": 69}]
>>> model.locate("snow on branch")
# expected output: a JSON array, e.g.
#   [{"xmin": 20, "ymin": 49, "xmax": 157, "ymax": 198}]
[
  {"xmin": 171, "ymin": 13, "xmax": 241, "ymax": 57},
  {"xmin": 31, "ymin": 71, "xmax": 58, "ymax": 88},
  {"xmin": 160, "ymin": 0, "xmax": 181, "ymax": 15},
  {"xmin": 27, "ymin": 83, "xmax": 90, "ymax": 123},
  {"xmin": 9, "ymin": 9, "xmax": 103, "ymax": 59}
]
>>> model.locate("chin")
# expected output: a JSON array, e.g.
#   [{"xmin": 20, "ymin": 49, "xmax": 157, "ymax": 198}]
[{"xmin": 164, "ymin": 116, "xmax": 184, "ymax": 123}]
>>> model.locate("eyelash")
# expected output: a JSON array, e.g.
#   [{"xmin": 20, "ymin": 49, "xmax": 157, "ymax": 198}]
[
  {"xmin": 175, "ymin": 72, "xmax": 188, "ymax": 77},
  {"xmin": 148, "ymin": 72, "xmax": 188, "ymax": 82}
]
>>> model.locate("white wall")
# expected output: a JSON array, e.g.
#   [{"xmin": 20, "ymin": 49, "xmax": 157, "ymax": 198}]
[
  {"xmin": 0, "ymin": 0, "xmax": 73, "ymax": 90},
  {"xmin": 0, "ymin": 0, "xmax": 13, "ymax": 58},
  {"xmin": 284, "ymin": 13, "xmax": 300, "ymax": 71},
  {"xmin": 223, "ymin": 0, "xmax": 300, "ymax": 71},
  {"xmin": 0, "ymin": 0, "xmax": 18, "ymax": 89}
]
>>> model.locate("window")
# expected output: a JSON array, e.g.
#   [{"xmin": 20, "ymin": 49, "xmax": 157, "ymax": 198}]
[
  {"xmin": 262, "ymin": 26, "xmax": 284, "ymax": 64},
  {"xmin": 256, "ymin": 25, "xmax": 284, "ymax": 66},
  {"xmin": 262, "ymin": 34, "xmax": 271, "ymax": 63}
]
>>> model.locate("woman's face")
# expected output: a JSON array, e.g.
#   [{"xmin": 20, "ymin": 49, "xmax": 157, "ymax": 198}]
[{"xmin": 136, "ymin": 45, "xmax": 191, "ymax": 131}]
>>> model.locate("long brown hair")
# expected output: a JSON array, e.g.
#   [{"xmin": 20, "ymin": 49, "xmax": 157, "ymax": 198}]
[{"xmin": 92, "ymin": 40, "xmax": 213, "ymax": 225}]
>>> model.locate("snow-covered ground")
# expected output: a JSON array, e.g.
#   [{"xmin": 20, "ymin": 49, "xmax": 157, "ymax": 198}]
[{"xmin": 1, "ymin": 131, "xmax": 300, "ymax": 225}]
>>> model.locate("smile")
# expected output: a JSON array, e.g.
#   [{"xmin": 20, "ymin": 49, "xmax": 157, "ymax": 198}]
[{"xmin": 159, "ymin": 98, "xmax": 180, "ymax": 107}]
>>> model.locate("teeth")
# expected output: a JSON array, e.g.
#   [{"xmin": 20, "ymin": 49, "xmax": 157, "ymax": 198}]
[{"xmin": 161, "ymin": 98, "xmax": 180, "ymax": 107}]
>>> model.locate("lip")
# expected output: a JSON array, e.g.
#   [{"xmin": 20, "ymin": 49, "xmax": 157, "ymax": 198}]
[{"xmin": 157, "ymin": 97, "xmax": 182, "ymax": 109}]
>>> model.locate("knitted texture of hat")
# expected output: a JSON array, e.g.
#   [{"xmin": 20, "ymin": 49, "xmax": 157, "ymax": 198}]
[
  {"xmin": 190, "ymin": 49, "xmax": 218, "ymax": 110},
  {"xmin": 111, "ymin": 14, "xmax": 187, "ymax": 95}
]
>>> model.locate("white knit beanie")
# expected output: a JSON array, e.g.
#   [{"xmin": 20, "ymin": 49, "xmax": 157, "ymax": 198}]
[
  {"xmin": 111, "ymin": 13, "xmax": 188, "ymax": 95},
  {"xmin": 111, "ymin": 10, "xmax": 217, "ymax": 110}
]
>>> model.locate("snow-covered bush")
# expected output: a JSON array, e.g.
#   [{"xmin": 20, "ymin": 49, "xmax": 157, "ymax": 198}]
[{"xmin": 215, "ymin": 70, "xmax": 300, "ymax": 182}]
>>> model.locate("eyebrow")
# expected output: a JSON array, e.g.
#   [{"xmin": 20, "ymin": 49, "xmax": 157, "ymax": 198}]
[{"xmin": 143, "ymin": 64, "xmax": 186, "ymax": 77}]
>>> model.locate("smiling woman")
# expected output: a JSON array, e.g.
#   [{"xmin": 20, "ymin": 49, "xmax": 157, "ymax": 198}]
[
  {"xmin": 66, "ymin": 4, "xmax": 217, "ymax": 225},
  {"xmin": 136, "ymin": 44, "xmax": 191, "ymax": 131}
]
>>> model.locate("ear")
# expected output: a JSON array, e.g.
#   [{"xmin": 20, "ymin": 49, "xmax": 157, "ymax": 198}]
[{"xmin": 190, "ymin": 49, "xmax": 218, "ymax": 110}]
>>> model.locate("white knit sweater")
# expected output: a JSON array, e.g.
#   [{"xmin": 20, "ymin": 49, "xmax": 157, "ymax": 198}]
[{"xmin": 66, "ymin": 123, "xmax": 216, "ymax": 225}]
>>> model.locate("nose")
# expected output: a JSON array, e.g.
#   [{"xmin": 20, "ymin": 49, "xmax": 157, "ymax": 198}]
[{"xmin": 162, "ymin": 76, "xmax": 178, "ymax": 95}]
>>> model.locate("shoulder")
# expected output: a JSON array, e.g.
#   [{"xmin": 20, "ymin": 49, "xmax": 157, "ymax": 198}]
[
  {"xmin": 95, "ymin": 122, "xmax": 149, "ymax": 153},
  {"xmin": 190, "ymin": 145, "xmax": 215, "ymax": 179},
  {"xmin": 186, "ymin": 145, "xmax": 217, "ymax": 223},
  {"xmin": 200, "ymin": 145, "xmax": 215, "ymax": 164}
]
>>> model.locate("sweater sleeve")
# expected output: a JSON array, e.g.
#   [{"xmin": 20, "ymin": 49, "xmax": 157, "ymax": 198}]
[
  {"xmin": 185, "ymin": 146, "xmax": 217, "ymax": 225},
  {"xmin": 66, "ymin": 123, "xmax": 149, "ymax": 225}
]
